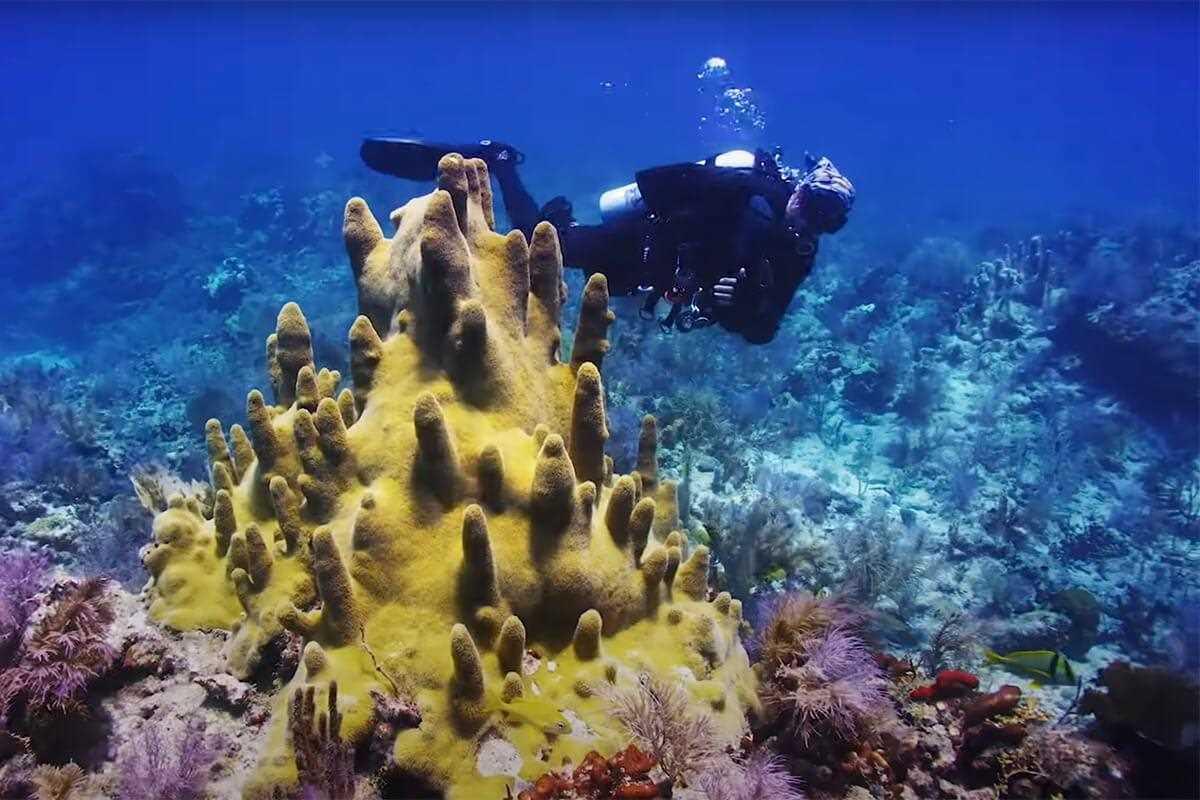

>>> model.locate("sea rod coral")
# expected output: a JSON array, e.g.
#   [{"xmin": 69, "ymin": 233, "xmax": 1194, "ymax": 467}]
[{"xmin": 140, "ymin": 154, "xmax": 756, "ymax": 797}]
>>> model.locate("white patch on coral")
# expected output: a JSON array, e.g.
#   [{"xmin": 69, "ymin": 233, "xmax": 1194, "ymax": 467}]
[
  {"xmin": 561, "ymin": 708, "xmax": 596, "ymax": 740},
  {"xmin": 671, "ymin": 665, "xmax": 697, "ymax": 683},
  {"xmin": 476, "ymin": 736, "xmax": 522, "ymax": 777}
]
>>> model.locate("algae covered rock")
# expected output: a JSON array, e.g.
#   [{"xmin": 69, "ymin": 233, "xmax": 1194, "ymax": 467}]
[{"xmin": 141, "ymin": 154, "xmax": 756, "ymax": 797}]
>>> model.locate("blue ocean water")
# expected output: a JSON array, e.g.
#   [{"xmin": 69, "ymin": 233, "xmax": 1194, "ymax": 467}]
[
  {"xmin": 2, "ymin": 2, "xmax": 1197, "ymax": 236},
  {"xmin": 0, "ymin": 3, "xmax": 1197, "ymax": 797}
]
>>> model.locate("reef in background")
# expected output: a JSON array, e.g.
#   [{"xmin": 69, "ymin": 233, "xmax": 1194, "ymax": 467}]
[{"xmin": 0, "ymin": 129, "xmax": 1195, "ymax": 800}]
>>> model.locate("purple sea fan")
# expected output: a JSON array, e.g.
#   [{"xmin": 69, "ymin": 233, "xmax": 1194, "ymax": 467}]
[
  {"xmin": 768, "ymin": 627, "xmax": 890, "ymax": 747},
  {"xmin": 0, "ymin": 549, "xmax": 50, "ymax": 661},
  {"xmin": 117, "ymin": 719, "xmax": 222, "ymax": 800},
  {"xmin": 0, "ymin": 577, "xmax": 116, "ymax": 720},
  {"xmin": 602, "ymin": 672, "xmax": 723, "ymax": 785},
  {"xmin": 697, "ymin": 750, "xmax": 806, "ymax": 800},
  {"xmin": 752, "ymin": 591, "xmax": 862, "ymax": 673}
]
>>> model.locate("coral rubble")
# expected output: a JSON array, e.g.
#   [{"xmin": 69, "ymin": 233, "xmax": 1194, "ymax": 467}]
[{"xmin": 140, "ymin": 155, "xmax": 755, "ymax": 797}]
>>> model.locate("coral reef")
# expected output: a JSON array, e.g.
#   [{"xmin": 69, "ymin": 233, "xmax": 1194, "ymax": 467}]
[
  {"xmin": 0, "ymin": 577, "xmax": 115, "ymax": 727},
  {"xmin": 518, "ymin": 744, "xmax": 663, "ymax": 800},
  {"xmin": 140, "ymin": 155, "xmax": 754, "ymax": 797},
  {"xmin": 115, "ymin": 720, "xmax": 222, "ymax": 800},
  {"xmin": 0, "ymin": 65, "xmax": 1193, "ymax": 799}
]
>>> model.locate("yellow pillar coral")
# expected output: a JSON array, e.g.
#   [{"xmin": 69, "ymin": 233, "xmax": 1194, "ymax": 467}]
[{"xmin": 142, "ymin": 154, "xmax": 756, "ymax": 797}]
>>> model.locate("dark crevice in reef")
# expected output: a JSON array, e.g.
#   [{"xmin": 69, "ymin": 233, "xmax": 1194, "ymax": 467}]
[{"xmin": 1050, "ymin": 313, "xmax": 1200, "ymax": 438}]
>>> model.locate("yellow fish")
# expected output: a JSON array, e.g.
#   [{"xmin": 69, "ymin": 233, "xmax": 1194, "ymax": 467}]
[
  {"xmin": 984, "ymin": 649, "xmax": 1077, "ymax": 686},
  {"xmin": 485, "ymin": 686, "xmax": 571, "ymax": 735}
]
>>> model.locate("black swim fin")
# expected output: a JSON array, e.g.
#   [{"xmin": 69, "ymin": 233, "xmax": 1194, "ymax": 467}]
[{"xmin": 360, "ymin": 138, "xmax": 524, "ymax": 180}]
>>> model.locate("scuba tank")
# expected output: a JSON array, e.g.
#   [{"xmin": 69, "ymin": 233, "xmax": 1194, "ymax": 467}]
[
  {"xmin": 598, "ymin": 149, "xmax": 759, "ymax": 223},
  {"xmin": 599, "ymin": 181, "xmax": 645, "ymax": 224},
  {"xmin": 607, "ymin": 148, "xmax": 779, "ymax": 333}
]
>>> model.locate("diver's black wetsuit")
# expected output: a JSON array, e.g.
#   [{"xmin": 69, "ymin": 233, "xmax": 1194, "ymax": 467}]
[
  {"xmin": 491, "ymin": 152, "xmax": 816, "ymax": 344},
  {"xmin": 360, "ymin": 139, "xmax": 817, "ymax": 344}
]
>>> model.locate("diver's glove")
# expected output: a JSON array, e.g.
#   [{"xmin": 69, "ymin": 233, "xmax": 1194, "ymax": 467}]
[
  {"xmin": 788, "ymin": 155, "xmax": 855, "ymax": 235},
  {"xmin": 538, "ymin": 196, "xmax": 575, "ymax": 233},
  {"xmin": 713, "ymin": 259, "xmax": 774, "ymax": 309},
  {"xmin": 712, "ymin": 268, "xmax": 745, "ymax": 307}
]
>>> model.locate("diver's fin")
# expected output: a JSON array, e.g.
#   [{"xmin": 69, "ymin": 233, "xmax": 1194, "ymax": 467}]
[
  {"xmin": 361, "ymin": 138, "xmax": 450, "ymax": 180},
  {"xmin": 982, "ymin": 649, "xmax": 1002, "ymax": 665},
  {"xmin": 361, "ymin": 138, "xmax": 524, "ymax": 180}
]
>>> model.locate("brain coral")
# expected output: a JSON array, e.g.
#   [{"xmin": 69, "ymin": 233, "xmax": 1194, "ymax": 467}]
[{"xmin": 142, "ymin": 155, "xmax": 756, "ymax": 797}]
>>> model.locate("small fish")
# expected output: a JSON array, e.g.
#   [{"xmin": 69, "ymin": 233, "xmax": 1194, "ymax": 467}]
[
  {"xmin": 485, "ymin": 686, "xmax": 571, "ymax": 735},
  {"xmin": 502, "ymin": 697, "xmax": 571, "ymax": 735},
  {"xmin": 984, "ymin": 649, "xmax": 1077, "ymax": 685}
]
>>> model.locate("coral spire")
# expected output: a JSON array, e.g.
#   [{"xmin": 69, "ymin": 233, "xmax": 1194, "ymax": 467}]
[
  {"xmin": 569, "ymin": 363, "xmax": 608, "ymax": 490},
  {"xmin": 295, "ymin": 365, "xmax": 320, "ymax": 412},
  {"xmin": 227, "ymin": 532, "xmax": 249, "ymax": 577},
  {"xmin": 477, "ymin": 444, "xmax": 505, "ymax": 510},
  {"xmin": 418, "ymin": 188, "xmax": 475, "ymax": 347},
  {"xmin": 205, "ymin": 419, "xmax": 234, "ymax": 479},
  {"xmin": 499, "ymin": 229, "xmax": 531, "ymax": 333},
  {"xmin": 280, "ymin": 528, "xmax": 360, "ymax": 646},
  {"xmin": 572, "ymin": 609, "xmax": 603, "ymax": 660},
  {"xmin": 211, "ymin": 461, "xmax": 235, "ymax": 495},
  {"xmin": 349, "ymin": 315, "xmax": 383, "ymax": 410},
  {"xmin": 450, "ymin": 623, "xmax": 485, "ymax": 700},
  {"xmin": 436, "ymin": 153, "xmax": 471, "ymax": 238},
  {"xmin": 244, "ymin": 525, "xmax": 274, "ymax": 587},
  {"xmin": 413, "ymin": 392, "xmax": 461, "ymax": 504},
  {"xmin": 529, "ymin": 222, "xmax": 565, "ymax": 326},
  {"xmin": 245, "ymin": 389, "xmax": 280, "ymax": 468},
  {"xmin": 316, "ymin": 367, "xmax": 340, "ymax": 400},
  {"xmin": 314, "ymin": 397, "xmax": 350, "ymax": 462},
  {"xmin": 629, "ymin": 497, "xmax": 656, "ymax": 564},
  {"xmin": 570, "ymin": 274, "xmax": 615, "ymax": 372},
  {"xmin": 344, "ymin": 198, "xmax": 397, "ymax": 336},
  {"xmin": 448, "ymin": 300, "xmax": 502, "ymax": 399},
  {"xmin": 675, "ymin": 546, "xmax": 711, "ymax": 601},
  {"xmin": 605, "ymin": 475, "xmax": 637, "ymax": 545},
  {"xmin": 497, "ymin": 616, "xmax": 526, "ymax": 676},
  {"xmin": 336, "ymin": 388, "xmax": 358, "ymax": 428},
  {"xmin": 501, "ymin": 672, "xmax": 523, "ymax": 702},
  {"xmin": 531, "ymin": 434, "xmax": 576, "ymax": 531},
  {"xmin": 665, "ymin": 544, "xmax": 682, "ymax": 590},
  {"xmin": 213, "ymin": 489, "xmax": 236, "ymax": 557},
  {"xmin": 268, "ymin": 475, "xmax": 302, "ymax": 553},
  {"xmin": 460, "ymin": 505, "xmax": 500, "ymax": 607},
  {"xmin": 636, "ymin": 415, "xmax": 658, "ymax": 492},
  {"xmin": 273, "ymin": 303, "xmax": 315, "ymax": 408},
  {"xmin": 463, "ymin": 157, "xmax": 495, "ymax": 233},
  {"xmin": 229, "ymin": 423, "xmax": 254, "ymax": 480},
  {"xmin": 343, "ymin": 196, "xmax": 385, "ymax": 279},
  {"xmin": 714, "ymin": 591, "xmax": 732, "ymax": 616},
  {"xmin": 641, "ymin": 546, "xmax": 668, "ymax": 609}
]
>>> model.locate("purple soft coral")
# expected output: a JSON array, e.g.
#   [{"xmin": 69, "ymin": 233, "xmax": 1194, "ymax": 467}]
[
  {"xmin": 697, "ymin": 750, "xmax": 806, "ymax": 800},
  {"xmin": 117, "ymin": 720, "xmax": 221, "ymax": 800},
  {"xmin": 0, "ymin": 577, "xmax": 115, "ymax": 721},
  {"xmin": 769, "ymin": 626, "xmax": 890, "ymax": 747},
  {"xmin": 0, "ymin": 549, "xmax": 49, "ymax": 661},
  {"xmin": 751, "ymin": 590, "xmax": 863, "ymax": 673}
]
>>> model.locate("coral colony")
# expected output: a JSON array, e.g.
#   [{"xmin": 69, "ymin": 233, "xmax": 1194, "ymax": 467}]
[{"xmin": 0, "ymin": 153, "xmax": 1194, "ymax": 799}]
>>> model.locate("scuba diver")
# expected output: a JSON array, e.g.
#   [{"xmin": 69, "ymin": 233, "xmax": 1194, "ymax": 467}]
[{"xmin": 359, "ymin": 138, "xmax": 854, "ymax": 344}]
